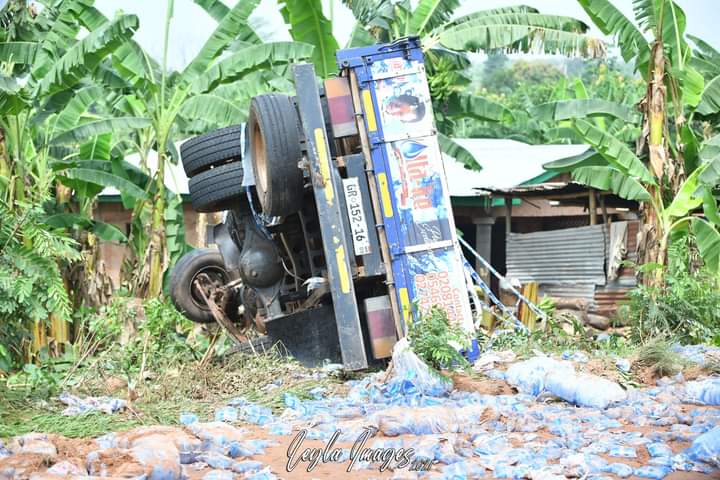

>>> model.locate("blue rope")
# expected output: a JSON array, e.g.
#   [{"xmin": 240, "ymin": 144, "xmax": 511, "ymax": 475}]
[
  {"xmin": 462, "ymin": 258, "xmax": 527, "ymax": 332},
  {"xmin": 458, "ymin": 236, "xmax": 547, "ymax": 322}
]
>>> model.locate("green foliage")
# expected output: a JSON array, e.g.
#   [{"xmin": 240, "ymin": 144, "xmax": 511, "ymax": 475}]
[
  {"xmin": 571, "ymin": 165, "xmax": 651, "ymax": 201},
  {"xmin": 87, "ymin": 296, "xmax": 198, "ymax": 377},
  {"xmin": 577, "ymin": 0, "xmax": 649, "ymax": 70},
  {"xmin": 183, "ymin": 0, "xmax": 261, "ymax": 79},
  {"xmin": 692, "ymin": 218, "xmax": 720, "ymax": 272},
  {"xmin": 437, "ymin": 133, "xmax": 479, "ymax": 170},
  {"xmin": 279, "ymin": 0, "xmax": 338, "ymax": 79},
  {"xmin": 407, "ymin": 306, "xmax": 471, "ymax": 371},
  {"xmin": 38, "ymin": 14, "xmax": 139, "ymax": 94},
  {"xmin": 484, "ymin": 316, "xmax": 572, "ymax": 353},
  {"xmin": 466, "ymin": 55, "xmax": 644, "ymax": 144},
  {"xmin": 0, "ymin": 201, "xmax": 80, "ymax": 370},
  {"xmin": 0, "ymin": 408, "xmax": 142, "ymax": 439},
  {"xmin": 481, "ymin": 58, "xmax": 565, "ymax": 101},
  {"xmin": 572, "ymin": 118, "xmax": 655, "ymax": 182},
  {"xmin": 332, "ymin": 1, "xmax": 601, "ymax": 159},
  {"xmin": 4, "ymin": 347, "xmax": 77, "ymax": 397},
  {"xmin": 438, "ymin": 11, "xmax": 600, "ymax": 57},
  {"xmin": 637, "ymin": 337, "xmax": 689, "ymax": 378},
  {"xmin": 628, "ymin": 239, "xmax": 720, "ymax": 343},
  {"xmin": 532, "ymin": 98, "xmax": 638, "ymax": 123}
]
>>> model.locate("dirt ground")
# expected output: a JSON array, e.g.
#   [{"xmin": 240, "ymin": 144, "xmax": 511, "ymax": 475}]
[{"xmin": 2, "ymin": 371, "xmax": 719, "ymax": 480}]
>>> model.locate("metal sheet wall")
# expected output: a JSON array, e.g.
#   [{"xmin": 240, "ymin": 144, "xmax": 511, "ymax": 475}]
[{"xmin": 506, "ymin": 224, "xmax": 607, "ymax": 286}]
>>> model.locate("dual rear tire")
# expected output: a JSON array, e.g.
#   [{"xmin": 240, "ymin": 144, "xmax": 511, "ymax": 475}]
[{"xmin": 180, "ymin": 95, "xmax": 304, "ymax": 216}]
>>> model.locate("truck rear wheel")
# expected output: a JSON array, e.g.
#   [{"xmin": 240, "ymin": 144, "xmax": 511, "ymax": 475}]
[
  {"xmin": 188, "ymin": 162, "xmax": 244, "ymax": 213},
  {"xmin": 180, "ymin": 125, "xmax": 243, "ymax": 177},
  {"xmin": 169, "ymin": 248, "xmax": 239, "ymax": 324},
  {"xmin": 248, "ymin": 94, "xmax": 304, "ymax": 216}
]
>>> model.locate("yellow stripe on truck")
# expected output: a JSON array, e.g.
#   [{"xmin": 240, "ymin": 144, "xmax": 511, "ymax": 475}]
[
  {"xmin": 313, "ymin": 128, "xmax": 334, "ymax": 204},
  {"xmin": 399, "ymin": 288, "xmax": 411, "ymax": 327},
  {"xmin": 335, "ymin": 245, "xmax": 351, "ymax": 294},
  {"xmin": 362, "ymin": 90, "xmax": 377, "ymax": 132},
  {"xmin": 377, "ymin": 173, "xmax": 393, "ymax": 218}
]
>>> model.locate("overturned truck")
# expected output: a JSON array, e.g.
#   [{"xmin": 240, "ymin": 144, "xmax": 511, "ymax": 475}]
[{"xmin": 170, "ymin": 38, "xmax": 474, "ymax": 370}]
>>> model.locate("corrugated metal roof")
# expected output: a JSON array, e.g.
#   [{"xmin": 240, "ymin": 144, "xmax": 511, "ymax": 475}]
[
  {"xmin": 506, "ymin": 224, "xmax": 607, "ymax": 286},
  {"xmin": 450, "ymin": 139, "xmax": 588, "ymax": 190}
]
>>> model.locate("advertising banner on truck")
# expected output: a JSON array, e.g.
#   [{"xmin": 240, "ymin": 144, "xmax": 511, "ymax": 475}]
[{"xmin": 338, "ymin": 40, "xmax": 474, "ymax": 332}]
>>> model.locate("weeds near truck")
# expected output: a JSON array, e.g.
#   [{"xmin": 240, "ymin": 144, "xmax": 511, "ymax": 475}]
[
  {"xmin": 408, "ymin": 307, "xmax": 471, "ymax": 372},
  {"xmin": 1, "ymin": 295, "xmax": 347, "ymax": 438}
]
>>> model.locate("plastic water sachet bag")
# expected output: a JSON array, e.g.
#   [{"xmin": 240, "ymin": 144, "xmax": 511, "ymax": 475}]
[
  {"xmin": 686, "ymin": 425, "xmax": 720, "ymax": 467},
  {"xmin": 544, "ymin": 371, "xmax": 627, "ymax": 409},
  {"xmin": 505, "ymin": 356, "xmax": 574, "ymax": 396},
  {"xmin": 685, "ymin": 378, "xmax": 720, "ymax": 406},
  {"xmin": 390, "ymin": 338, "xmax": 451, "ymax": 397}
]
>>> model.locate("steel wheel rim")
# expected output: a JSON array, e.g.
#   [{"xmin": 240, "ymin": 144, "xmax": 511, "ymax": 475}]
[{"xmin": 190, "ymin": 265, "xmax": 228, "ymax": 310}]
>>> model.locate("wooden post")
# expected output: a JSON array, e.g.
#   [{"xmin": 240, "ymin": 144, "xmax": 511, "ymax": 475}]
[
  {"xmin": 504, "ymin": 197, "xmax": 512, "ymax": 235},
  {"xmin": 599, "ymin": 193, "xmax": 609, "ymax": 224},
  {"xmin": 474, "ymin": 218, "xmax": 494, "ymax": 285},
  {"xmin": 589, "ymin": 189, "xmax": 597, "ymax": 225}
]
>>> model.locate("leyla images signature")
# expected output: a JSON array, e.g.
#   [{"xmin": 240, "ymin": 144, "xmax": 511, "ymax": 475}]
[{"xmin": 285, "ymin": 426, "xmax": 437, "ymax": 473}]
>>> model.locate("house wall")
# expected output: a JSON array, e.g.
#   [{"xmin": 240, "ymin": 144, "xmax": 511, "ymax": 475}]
[
  {"xmin": 94, "ymin": 202, "xmax": 207, "ymax": 288},
  {"xmin": 453, "ymin": 196, "xmax": 641, "ymax": 316}
]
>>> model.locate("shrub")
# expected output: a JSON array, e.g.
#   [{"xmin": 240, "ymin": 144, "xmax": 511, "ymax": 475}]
[
  {"xmin": 637, "ymin": 338, "xmax": 689, "ymax": 378},
  {"xmin": 628, "ymin": 239, "xmax": 720, "ymax": 344},
  {"xmin": 0, "ymin": 201, "xmax": 80, "ymax": 371},
  {"xmin": 407, "ymin": 306, "xmax": 471, "ymax": 372},
  {"xmin": 87, "ymin": 295, "xmax": 200, "ymax": 377}
]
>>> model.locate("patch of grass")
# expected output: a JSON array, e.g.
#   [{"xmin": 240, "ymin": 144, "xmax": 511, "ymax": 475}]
[
  {"xmin": 0, "ymin": 410, "xmax": 142, "ymax": 439},
  {"xmin": 637, "ymin": 338, "xmax": 689, "ymax": 378},
  {"xmin": 1, "ymin": 345, "xmax": 347, "ymax": 440},
  {"xmin": 480, "ymin": 314, "xmax": 591, "ymax": 357},
  {"xmin": 0, "ymin": 388, "xmax": 141, "ymax": 438}
]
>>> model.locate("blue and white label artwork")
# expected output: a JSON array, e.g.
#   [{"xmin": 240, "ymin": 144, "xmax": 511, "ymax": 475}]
[
  {"xmin": 407, "ymin": 250, "xmax": 471, "ymax": 327},
  {"xmin": 363, "ymin": 47, "xmax": 474, "ymax": 332},
  {"xmin": 371, "ymin": 61, "xmax": 434, "ymax": 141},
  {"xmin": 385, "ymin": 137, "xmax": 451, "ymax": 247},
  {"xmin": 370, "ymin": 57, "xmax": 418, "ymax": 79}
]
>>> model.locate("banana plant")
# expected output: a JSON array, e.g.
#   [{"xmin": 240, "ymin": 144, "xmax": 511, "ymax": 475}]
[
  {"xmin": 541, "ymin": 96, "xmax": 720, "ymax": 275},
  {"xmin": 572, "ymin": 0, "xmax": 714, "ymax": 280},
  {"xmin": 0, "ymin": 2, "xmax": 145, "ymax": 230},
  {"xmin": 0, "ymin": 0, "xmax": 154, "ymax": 329},
  {"xmin": 98, "ymin": 0, "xmax": 313, "ymax": 298},
  {"xmin": 191, "ymin": 0, "xmax": 602, "ymax": 170},
  {"xmin": 337, "ymin": 0, "xmax": 605, "ymax": 165}
]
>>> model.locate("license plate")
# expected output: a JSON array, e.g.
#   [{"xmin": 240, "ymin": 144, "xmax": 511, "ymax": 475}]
[{"xmin": 342, "ymin": 177, "xmax": 372, "ymax": 256}]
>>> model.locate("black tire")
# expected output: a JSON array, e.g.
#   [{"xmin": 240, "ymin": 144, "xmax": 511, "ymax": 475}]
[
  {"xmin": 188, "ymin": 162, "xmax": 244, "ymax": 213},
  {"xmin": 169, "ymin": 248, "xmax": 237, "ymax": 324},
  {"xmin": 180, "ymin": 125, "xmax": 243, "ymax": 177},
  {"xmin": 248, "ymin": 94, "xmax": 304, "ymax": 216}
]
